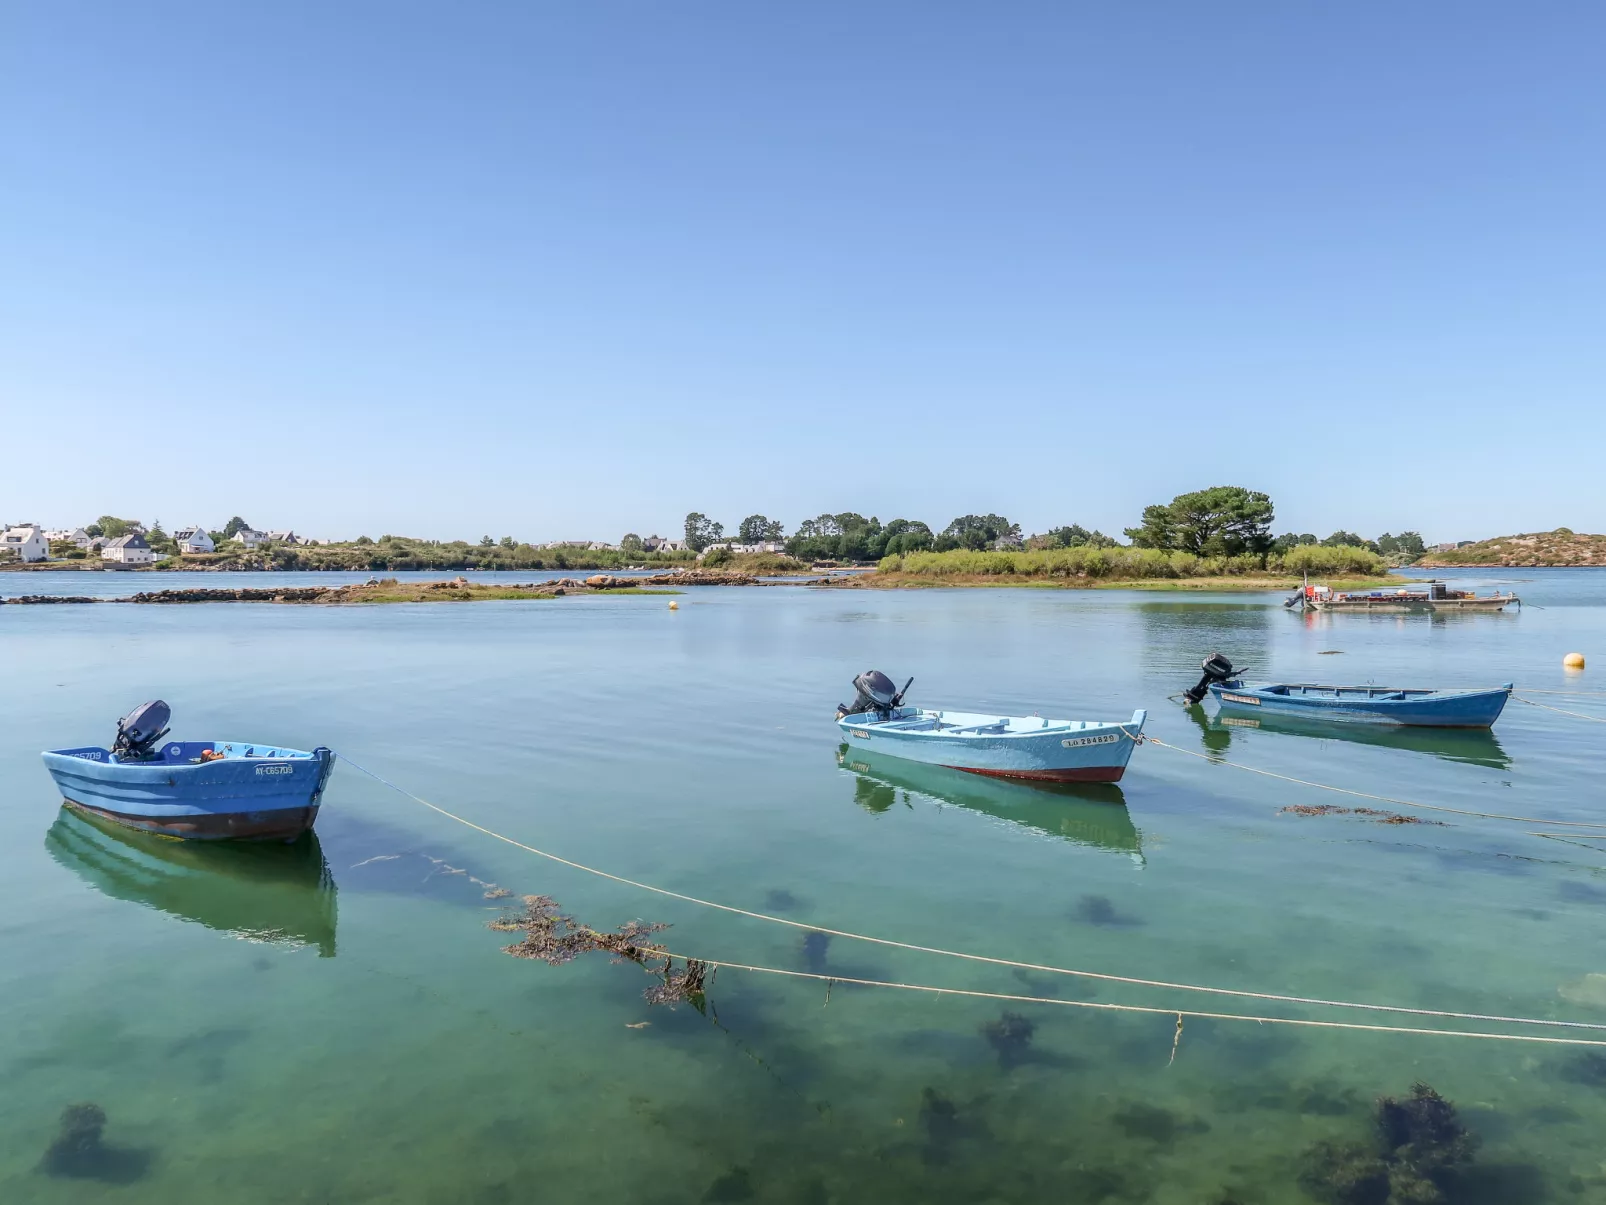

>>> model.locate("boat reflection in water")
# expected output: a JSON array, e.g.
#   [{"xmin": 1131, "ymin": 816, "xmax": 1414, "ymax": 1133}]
[
  {"xmin": 45, "ymin": 807, "xmax": 338, "ymax": 957},
  {"xmin": 1184, "ymin": 705, "xmax": 1511, "ymax": 770},
  {"xmin": 837, "ymin": 745, "xmax": 1143, "ymax": 861}
]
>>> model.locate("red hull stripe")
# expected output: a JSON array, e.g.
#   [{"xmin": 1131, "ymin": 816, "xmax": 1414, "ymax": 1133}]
[{"xmin": 942, "ymin": 764, "xmax": 1126, "ymax": 783}]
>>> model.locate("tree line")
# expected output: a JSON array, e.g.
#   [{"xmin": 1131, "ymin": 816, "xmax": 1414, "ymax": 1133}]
[{"xmin": 680, "ymin": 487, "xmax": 1425, "ymax": 564}]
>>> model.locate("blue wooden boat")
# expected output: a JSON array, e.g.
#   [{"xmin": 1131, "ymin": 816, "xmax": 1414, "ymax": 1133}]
[
  {"xmin": 41, "ymin": 701, "xmax": 335, "ymax": 841},
  {"xmin": 834, "ymin": 671, "xmax": 1145, "ymax": 783},
  {"xmin": 1184, "ymin": 654, "xmax": 1511, "ymax": 728}
]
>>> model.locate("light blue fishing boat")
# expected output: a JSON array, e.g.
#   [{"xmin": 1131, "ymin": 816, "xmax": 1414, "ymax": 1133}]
[
  {"xmin": 834, "ymin": 671, "xmax": 1145, "ymax": 783},
  {"xmin": 41, "ymin": 701, "xmax": 336, "ymax": 841},
  {"xmin": 1183, "ymin": 654, "xmax": 1512, "ymax": 728}
]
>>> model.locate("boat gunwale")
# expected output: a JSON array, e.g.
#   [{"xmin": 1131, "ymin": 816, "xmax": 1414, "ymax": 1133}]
[{"xmin": 836, "ymin": 707, "xmax": 1147, "ymax": 741}]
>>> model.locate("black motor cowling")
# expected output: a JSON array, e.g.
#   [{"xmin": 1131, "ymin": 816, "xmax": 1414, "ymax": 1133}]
[
  {"xmin": 113, "ymin": 699, "xmax": 171, "ymax": 760},
  {"xmin": 1182, "ymin": 653, "xmax": 1238, "ymax": 706},
  {"xmin": 836, "ymin": 670, "xmax": 912, "ymax": 721}
]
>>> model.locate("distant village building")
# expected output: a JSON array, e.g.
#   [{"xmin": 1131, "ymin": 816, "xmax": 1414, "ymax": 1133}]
[
  {"xmin": 264, "ymin": 530, "xmax": 300, "ymax": 545},
  {"xmin": 235, "ymin": 528, "xmax": 267, "ymax": 548},
  {"xmin": 102, "ymin": 533, "xmax": 154, "ymax": 565},
  {"xmin": 2, "ymin": 524, "xmax": 48, "ymax": 562},
  {"xmin": 643, "ymin": 535, "xmax": 687, "ymax": 553},
  {"xmin": 173, "ymin": 524, "xmax": 215, "ymax": 554},
  {"xmin": 44, "ymin": 528, "xmax": 93, "ymax": 549}
]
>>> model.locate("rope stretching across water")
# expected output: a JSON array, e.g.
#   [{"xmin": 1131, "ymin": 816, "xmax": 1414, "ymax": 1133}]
[
  {"xmin": 1515, "ymin": 696, "xmax": 1606, "ymax": 724},
  {"xmin": 336, "ymin": 755, "xmax": 1606, "ymax": 1036},
  {"xmin": 1141, "ymin": 737, "xmax": 1606, "ymax": 828},
  {"xmin": 670, "ymin": 958, "xmax": 1606, "ymax": 1049}
]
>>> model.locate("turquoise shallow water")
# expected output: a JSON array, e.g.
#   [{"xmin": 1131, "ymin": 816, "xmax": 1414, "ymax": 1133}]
[{"xmin": 4, "ymin": 569, "xmax": 1606, "ymax": 1203}]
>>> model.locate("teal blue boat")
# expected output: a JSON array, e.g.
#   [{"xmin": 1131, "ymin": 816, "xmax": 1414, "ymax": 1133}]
[
  {"xmin": 1183, "ymin": 655, "xmax": 1512, "ymax": 728},
  {"xmin": 835, "ymin": 671, "xmax": 1146, "ymax": 782}
]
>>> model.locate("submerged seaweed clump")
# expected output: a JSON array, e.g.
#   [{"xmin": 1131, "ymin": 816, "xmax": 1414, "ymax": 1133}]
[
  {"xmin": 979, "ymin": 1011, "xmax": 1036, "ymax": 1068},
  {"xmin": 801, "ymin": 930, "xmax": 832, "ymax": 974},
  {"xmin": 917, "ymin": 1087, "xmax": 966, "ymax": 1164},
  {"xmin": 1300, "ymin": 1083, "xmax": 1476, "ymax": 1204},
  {"xmin": 489, "ymin": 895, "xmax": 708, "ymax": 1007},
  {"xmin": 40, "ymin": 1102, "xmax": 149, "ymax": 1183},
  {"xmin": 1073, "ymin": 894, "xmax": 1142, "ymax": 927}
]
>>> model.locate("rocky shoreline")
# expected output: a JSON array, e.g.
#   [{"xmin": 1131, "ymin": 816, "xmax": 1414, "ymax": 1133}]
[{"xmin": 0, "ymin": 571, "xmax": 812, "ymax": 604}]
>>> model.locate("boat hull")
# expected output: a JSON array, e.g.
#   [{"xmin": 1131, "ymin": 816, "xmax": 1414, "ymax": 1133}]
[
  {"xmin": 836, "ymin": 708, "xmax": 1146, "ymax": 783},
  {"xmin": 61, "ymin": 798, "xmax": 321, "ymax": 841},
  {"xmin": 1310, "ymin": 596, "xmax": 1514, "ymax": 613},
  {"xmin": 41, "ymin": 742, "xmax": 335, "ymax": 841},
  {"xmin": 1209, "ymin": 683, "xmax": 1511, "ymax": 728}
]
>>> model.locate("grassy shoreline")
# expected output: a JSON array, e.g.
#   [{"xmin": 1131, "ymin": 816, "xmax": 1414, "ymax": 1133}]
[{"xmin": 832, "ymin": 572, "xmax": 1400, "ymax": 592}]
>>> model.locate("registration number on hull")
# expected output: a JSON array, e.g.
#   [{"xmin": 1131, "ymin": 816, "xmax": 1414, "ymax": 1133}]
[
  {"xmin": 1219, "ymin": 693, "xmax": 1261, "ymax": 706},
  {"xmin": 1062, "ymin": 734, "xmax": 1119, "ymax": 748},
  {"xmin": 849, "ymin": 730, "xmax": 871, "ymax": 740},
  {"xmin": 255, "ymin": 763, "xmax": 294, "ymax": 776}
]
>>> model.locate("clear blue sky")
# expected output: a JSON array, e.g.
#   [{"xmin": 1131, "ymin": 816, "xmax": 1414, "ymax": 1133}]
[{"xmin": 3, "ymin": 2, "xmax": 1601, "ymax": 544}]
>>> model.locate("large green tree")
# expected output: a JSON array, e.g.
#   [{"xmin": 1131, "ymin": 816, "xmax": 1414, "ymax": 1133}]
[
  {"xmin": 222, "ymin": 516, "xmax": 251, "ymax": 538},
  {"xmin": 938, "ymin": 514, "xmax": 1022, "ymax": 552},
  {"xmin": 683, "ymin": 512, "xmax": 724, "ymax": 552},
  {"xmin": 737, "ymin": 514, "xmax": 786, "ymax": 543},
  {"xmin": 94, "ymin": 515, "xmax": 138, "ymax": 539},
  {"xmin": 1126, "ymin": 487, "xmax": 1274, "ymax": 556},
  {"xmin": 1030, "ymin": 524, "xmax": 1117, "ymax": 550}
]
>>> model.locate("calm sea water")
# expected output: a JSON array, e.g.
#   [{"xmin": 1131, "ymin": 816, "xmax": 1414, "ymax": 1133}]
[{"xmin": 3, "ymin": 568, "xmax": 1605, "ymax": 1203}]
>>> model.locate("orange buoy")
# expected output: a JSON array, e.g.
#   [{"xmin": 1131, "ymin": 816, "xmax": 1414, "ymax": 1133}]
[
  {"xmin": 668, "ymin": 600, "xmax": 679, "ymax": 610},
  {"xmin": 1564, "ymin": 652, "xmax": 1586, "ymax": 670}
]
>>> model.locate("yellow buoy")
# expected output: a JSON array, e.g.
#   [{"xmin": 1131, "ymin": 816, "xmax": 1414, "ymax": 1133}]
[
  {"xmin": 668, "ymin": 600, "xmax": 679, "ymax": 610},
  {"xmin": 1564, "ymin": 652, "xmax": 1585, "ymax": 670}
]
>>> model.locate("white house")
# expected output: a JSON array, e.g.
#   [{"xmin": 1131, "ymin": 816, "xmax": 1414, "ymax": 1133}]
[
  {"xmin": 2, "ymin": 524, "xmax": 48, "ymax": 562},
  {"xmin": 264, "ymin": 530, "xmax": 300, "ymax": 545},
  {"xmin": 44, "ymin": 528, "xmax": 93, "ymax": 549},
  {"xmin": 234, "ymin": 528, "xmax": 266, "ymax": 548},
  {"xmin": 724, "ymin": 541, "xmax": 787, "ymax": 555},
  {"xmin": 173, "ymin": 524, "xmax": 215, "ymax": 554},
  {"xmin": 643, "ymin": 535, "xmax": 687, "ymax": 553},
  {"xmin": 102, "ymin": 533, "xmax": 154, "ymax": 565}
]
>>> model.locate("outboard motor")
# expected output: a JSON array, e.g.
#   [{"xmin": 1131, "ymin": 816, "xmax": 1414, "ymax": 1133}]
[
  {"xmin": 112, "ymin": 699, "xmax": 171, "ymax": 761},
  {"xmin": 1182, "ymin": 654, "xmax": 1239, "ymax": 706},
  {"xmin": 836, "ymin": 670, "xmax": 913, "ymax": 721}
]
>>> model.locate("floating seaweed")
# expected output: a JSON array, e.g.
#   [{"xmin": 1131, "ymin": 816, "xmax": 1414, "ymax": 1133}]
[
  {"xmin": 1300, "ymin": 1082, "xmax": 1476, "ymax": 1204},
  {"xmin": 645, "ymin": 959, "xmax": 711, "ymax": 1010},
  {"xmin": 40, "ymin": 1102, "xmax": 150, "ymax": 1182},
  {"xmin": 490, "ymin": 894, "xmax": 707, "ymax": 1007},
  {"xmin": 978, "ymin": 1011, "xmax": 1036, "ymax": 1069},
  {"xmin": 491, "ymin": 895, "xmax": 667, "ymax": 965},
  {"xmin": 1280, "ymin": 804, "xmax": 1442, "ymax": 826}
]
